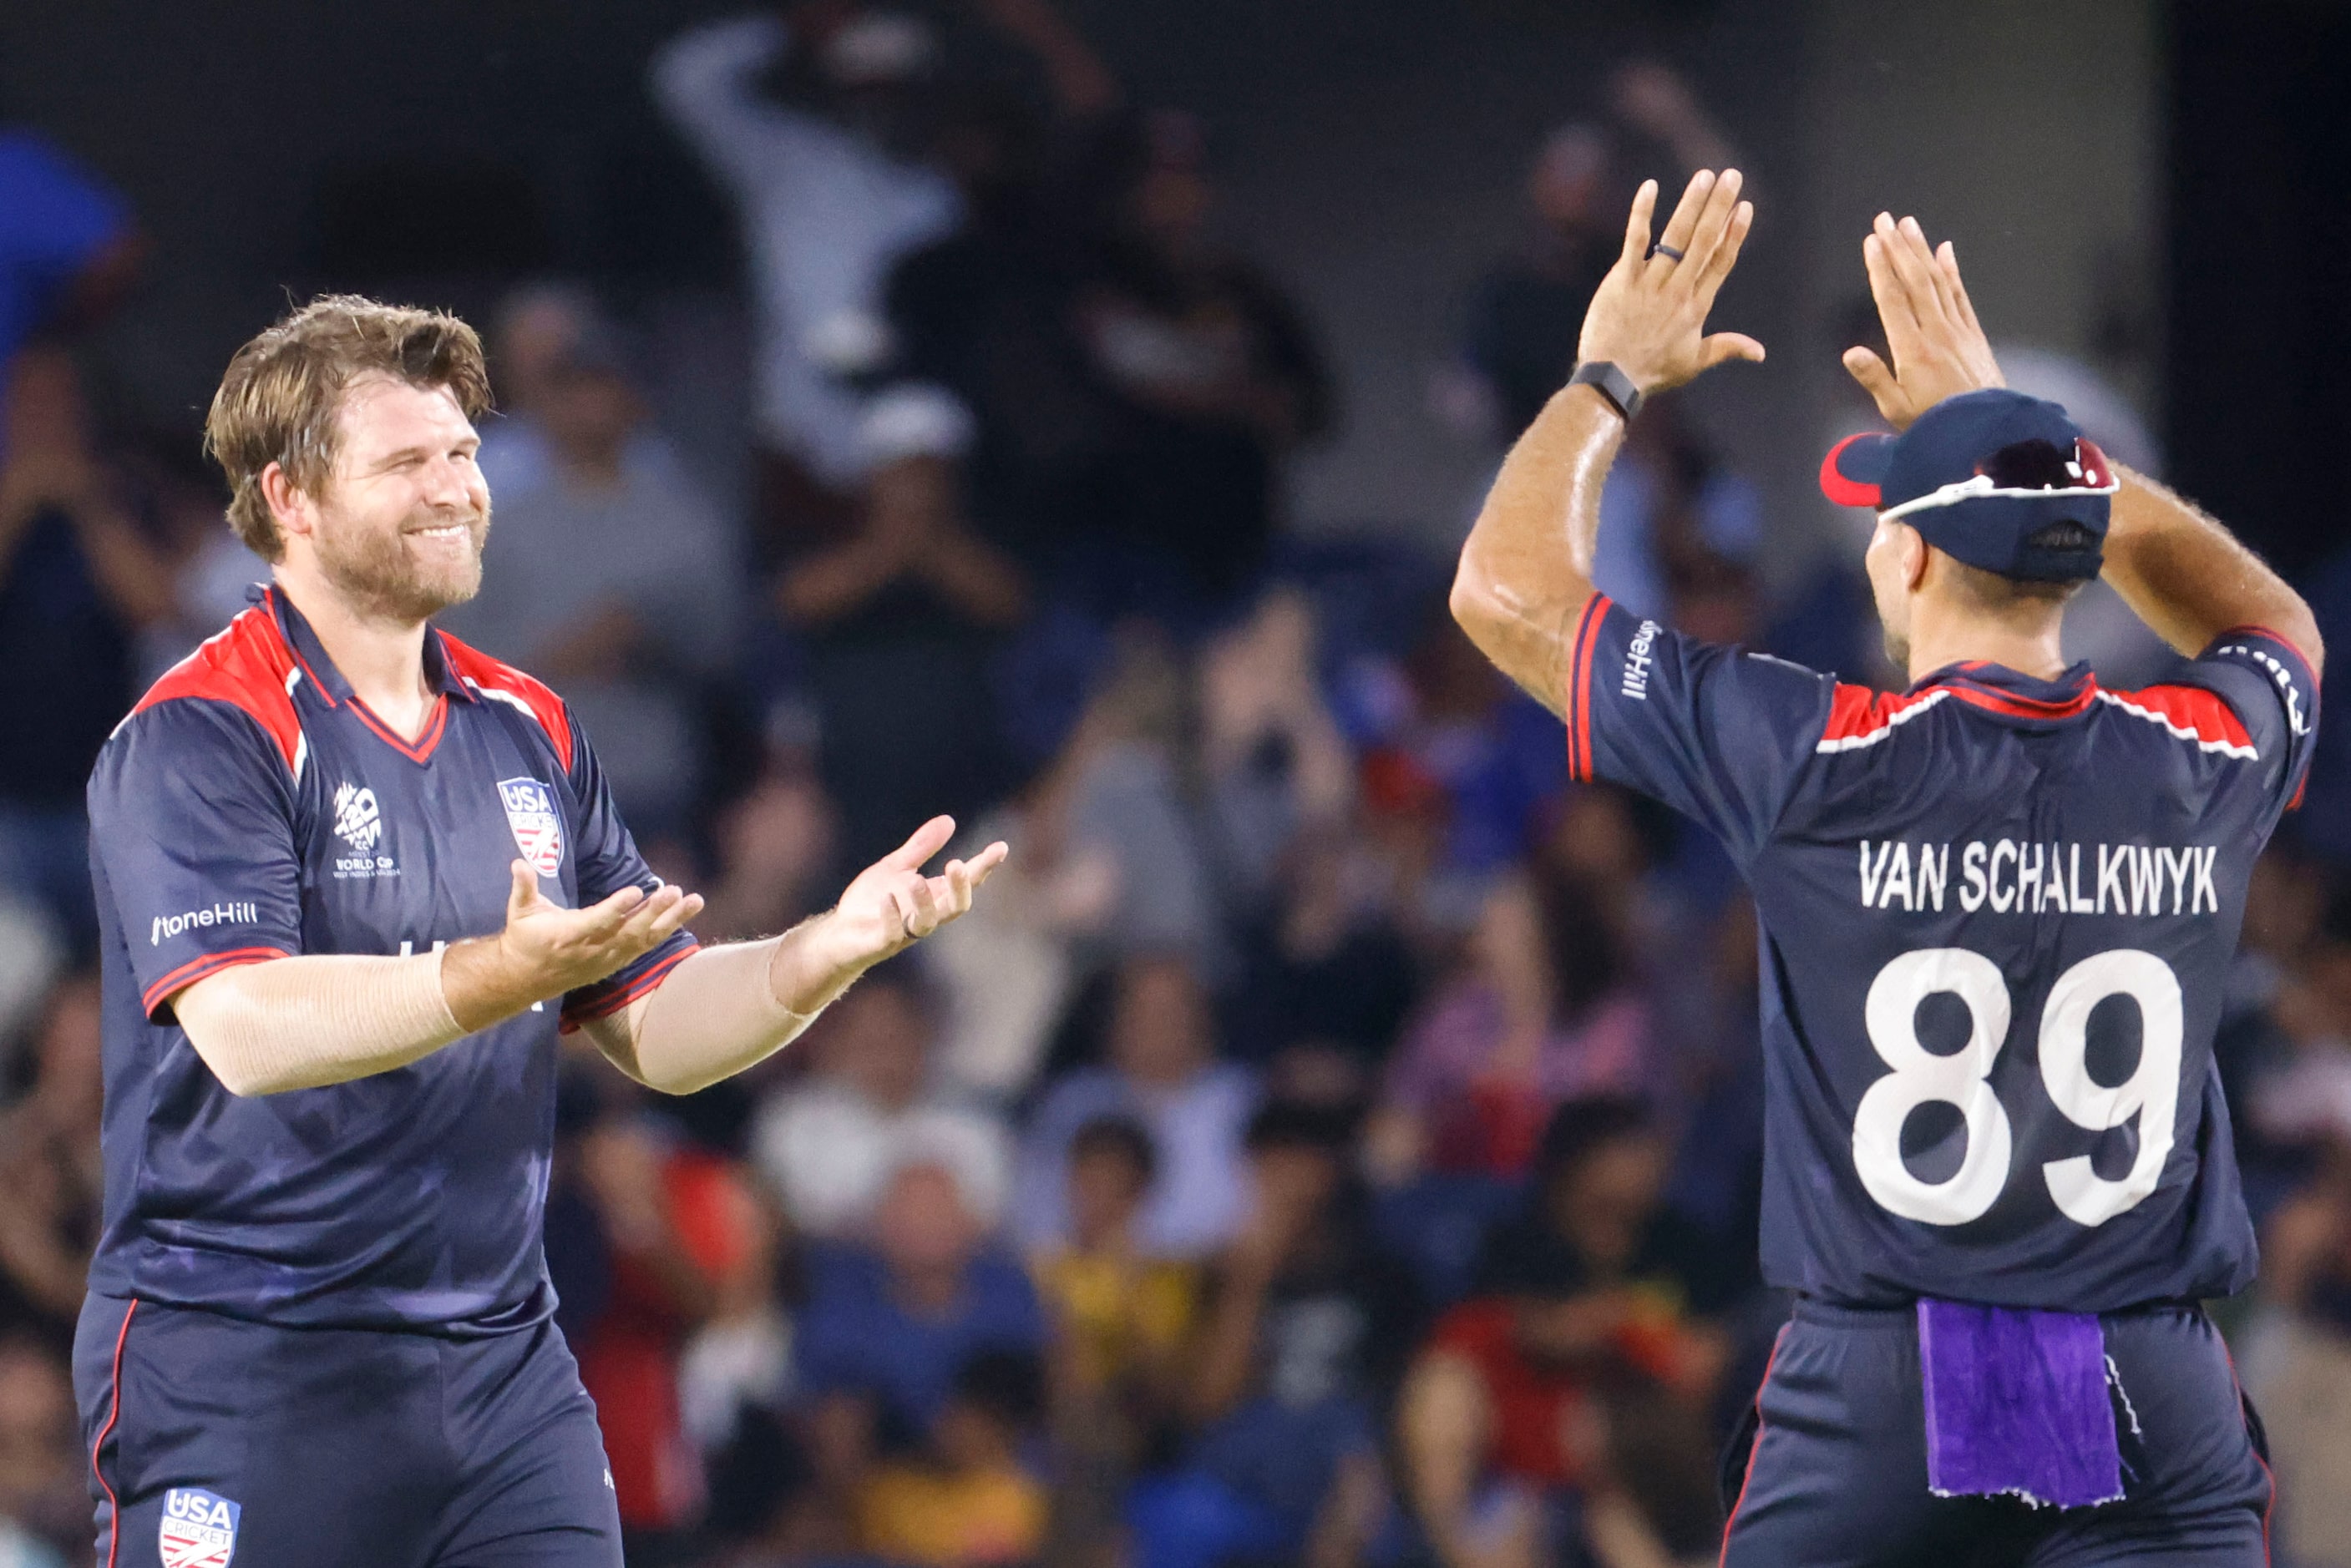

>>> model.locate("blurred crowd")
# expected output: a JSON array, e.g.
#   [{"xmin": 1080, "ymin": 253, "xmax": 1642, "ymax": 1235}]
[{"xmin": 7, "ymin": 7, "xmax": 2351, "ymax": 1568}]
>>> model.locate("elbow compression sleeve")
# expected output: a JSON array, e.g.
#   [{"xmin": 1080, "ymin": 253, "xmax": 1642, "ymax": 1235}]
[
  {"xmin": 627, "ymin": 938, "xmax": 818, "ymax": 1094},
  {"xmin": 173, "ymin": 951, "xmax": 466, "ymax": 1095}
]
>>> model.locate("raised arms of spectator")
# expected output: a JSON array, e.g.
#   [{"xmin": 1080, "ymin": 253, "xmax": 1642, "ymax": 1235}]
[
  {"xmin": 1608, "ymin": 63, "xmax": 1740, "ymax": 182},
  {"xmin": 1449, "ymin": 170, "xmax": 1759, "ymax": 714},
  {"xmin": 1843, "ymin": 212, "xmax": 2323, "ymax": 675},
  {"xmin": 649, "ymin": 13, "xmax": 857, "ymax": 195}
]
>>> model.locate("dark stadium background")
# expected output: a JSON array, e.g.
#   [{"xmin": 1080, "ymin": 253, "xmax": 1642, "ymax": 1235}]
[{"xmin": 0, "ymin": 1, "xmax": 2347, "ymax": 1565}]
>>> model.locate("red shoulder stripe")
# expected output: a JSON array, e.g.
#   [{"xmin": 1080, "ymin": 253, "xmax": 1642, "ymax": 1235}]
[
  {"xmin": 1816, "ymin": 684, "xmax": 1950, "ymax": 751},
  {"xmin": 436, "ymin": 631, "xmax": 575, "ymax": 772},
  {"xmin": 130, "ymin": 605, "xmax": 304, "ymax": 772},
  {"xmin": 2096, "ymin": 685, "xmax": 2257, "ymax": 757}
]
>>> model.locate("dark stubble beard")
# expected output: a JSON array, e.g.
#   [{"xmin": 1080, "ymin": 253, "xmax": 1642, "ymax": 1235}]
[
  {"xmin": 315, "ymin": 500, "xmax": 493, "ymax": 625},
  {"xmin": 1880, "ymin": 623, "xmax": 1909, "ymax": 675}
]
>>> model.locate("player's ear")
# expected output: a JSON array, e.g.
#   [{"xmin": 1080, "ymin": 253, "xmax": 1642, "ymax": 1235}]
[
  {"xmin": 258, "ymin": 461, "xmax": 317, "ymax": 543},
  {"xmin": 1895, "ymin": 523, "xmax": 1930, "ymax": 592}
]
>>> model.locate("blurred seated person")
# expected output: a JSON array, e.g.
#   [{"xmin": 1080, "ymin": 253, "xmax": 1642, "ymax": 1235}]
[
  {"xmin": 1340, "ymin": 607, "xmax": 1568, "ymax": 932},
  {"xmin": 0, "ymin": 347, "xmax": 175, "ymax": 952},
  {"xmin": 1127, "ymin": 1103, "xmax": 1411, "ymax": 1568},
  {"xmin": 1031, "ymin": 1116, "xmax": 1195, "ymax": 1419},
  {"xmin": 0, "ymin": 1338, "xmax": 82, "ymax": 1564},
  {"xmin": 777, "ymin": 383, "xmax": 1030, "ymax": 874},
  {"xmin": 435, "ymin": 296, "xmax": 741, "ymax": 837},
  {"xmin": 750, "ymin": 971, "xmax": 1012, "ymax": 1237},
  {"xmin": 545, "ymin": 1088, "xmax": 768, "ymax": 1548},
  {"xmin": 795, "ymin": 1156, "xmax": 1046, "ymax": 1447},
  {"xmin": 1014, "ymin": 953, "xmax": 1257, "ymax": 1258},
  {"xmin": 1398, "ymin": 1099, "xmax": 1733, "ymax": 1568},
  {"xmin": 1371, "ymin": 862, "xmax": 1653, "ymax": 1184},
  {"xmin": 1069, "ymin": 110, "xmax": 1333, "ymax": 615},
  {"xmin": 474, "ymin": 283, "xmax": 675, "ymax": 500},
  {"xmin": 0, "ymin": 974, "xmax": 103, "ymax": 1358},
  {"xmin": 2249, "ymin": 1135, "xmax": 2351, "ymax": 1566},
  {"xmin": 854, "ymin": 1349, "xmax": 1051, "ymax": 1568}
]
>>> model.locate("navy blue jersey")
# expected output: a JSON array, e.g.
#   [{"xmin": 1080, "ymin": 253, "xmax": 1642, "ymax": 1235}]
[
  {"xmin": 1561, "ymin": 595, "xmax": 2318, "ymax": 1310},
  {"xmin": 84, "ymin": 588, "xmax": 695, "ymax": 1333}
]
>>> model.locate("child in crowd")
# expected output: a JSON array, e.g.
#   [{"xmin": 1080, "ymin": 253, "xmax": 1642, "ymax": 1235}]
[{"xmin": 855, "ymin": 1351, "xmax": 1051, "ymax": 1568}]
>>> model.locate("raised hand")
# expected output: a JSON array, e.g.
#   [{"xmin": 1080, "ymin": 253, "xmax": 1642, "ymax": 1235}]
[
  {"xmin": 1842, "ymin": 212, "xmax": 2005, "ymax": 430},
  {"xmin": 1575, "ymin": 167, "xmax": 1763, "ymax": 395},
  {"xmin": 819, "ymin": 815, "xmax": 1010, "ymax": 970},
  {"xmin": 448, "ymin": 862, "xmax": 704, "ymax": 1029}
]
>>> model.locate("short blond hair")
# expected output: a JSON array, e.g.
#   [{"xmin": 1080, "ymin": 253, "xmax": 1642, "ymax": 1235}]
[{"xmin": 204, "ymin": 295, "xmax": 491, "ymax": 562}]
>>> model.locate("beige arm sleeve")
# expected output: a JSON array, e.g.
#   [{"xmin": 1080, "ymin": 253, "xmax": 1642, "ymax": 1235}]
[
  {"xmin": 171, "ymin": 952, "xmax": 465, "ymax": 1097},
  {"xmin": 587, "ymin": 938, "xmax": 820, "ymax": 1095}
]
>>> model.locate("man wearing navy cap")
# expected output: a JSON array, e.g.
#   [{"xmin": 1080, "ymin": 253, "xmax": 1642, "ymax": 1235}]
[{"xmin": 1452, "ymin": 169, "xmax": 2318, "ymax": 1564}]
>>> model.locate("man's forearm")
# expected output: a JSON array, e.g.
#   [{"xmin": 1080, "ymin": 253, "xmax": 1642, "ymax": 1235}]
[
  {"xmin": 1449, "ymin": 384, "xmax": 1624, "ymax": 715},
  {"xmin": 173, "ymin": 952, "xmax": 469, "ymax": 1096},
  {"xmin": 2102, "ymin": 465, "xmax": 2324, "ymax": 673},
  {"xmin": 601, "ymin": 914, "xmax": 867, "ymax": 1095}
]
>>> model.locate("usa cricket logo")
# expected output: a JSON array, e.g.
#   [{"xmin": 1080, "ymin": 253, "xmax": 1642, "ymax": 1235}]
[
  {"xmin": 159, "ymin": 1486, "xmax": 239, "ymax": 1568},
  {"xmin": 498, "ymin": 777, "xmax": 565, "ymax": 877}
]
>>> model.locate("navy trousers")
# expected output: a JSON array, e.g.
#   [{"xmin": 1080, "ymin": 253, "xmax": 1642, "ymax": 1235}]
[
  {"xmin": 73, "ymin": 1294, "xmax": 622, "ymax": 1568},
  {"xmin": 1719, "ymin": 1298, "xmax": 2274, "ymax": 1567}
]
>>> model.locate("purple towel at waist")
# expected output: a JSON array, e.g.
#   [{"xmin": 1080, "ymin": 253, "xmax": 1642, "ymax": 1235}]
[{"xmin": 1917, "ymin": 1297, "xmax": 2122, "ymax": 1509}]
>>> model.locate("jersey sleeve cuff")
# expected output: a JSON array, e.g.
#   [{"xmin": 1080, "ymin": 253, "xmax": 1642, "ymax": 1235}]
[
  {"xmin": 2207, "ymin": 624, "xmax": 2322, "ymax": 690},
  {"xmin": 558, "ymin": 937, "xmax": 700, "ymax": 1034},
  {"xmin": 1563, "ymin": 593, "xmax": 1612, "ymax": 782},
  {"xmin": 141, "ymin": 947, "xmax": 293, "ymax": 1023}
]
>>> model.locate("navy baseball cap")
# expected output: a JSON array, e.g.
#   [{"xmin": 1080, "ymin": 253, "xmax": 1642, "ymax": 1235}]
[{"xmin": 1819, "ymin": 389, "xmax": 2118, "ymax": 582}]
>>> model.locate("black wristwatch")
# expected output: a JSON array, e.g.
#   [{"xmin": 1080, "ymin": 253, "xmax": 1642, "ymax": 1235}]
[{"xmin": 1568, "ymin": 360, "xmax": 1644, "ymax": 422}]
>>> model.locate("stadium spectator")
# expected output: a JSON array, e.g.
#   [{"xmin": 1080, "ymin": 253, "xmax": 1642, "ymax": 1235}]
[
  {"xmin": 1031, "ymin": 1116, "xmax": 1196, "ymax": 1406},
  {"xmin": 0, "ymin": 974, "xmax": 102, "ymax": 1358},
  {"xmin": 473, "ymin": 282, "xmax": 679, "ymax": 503},
  {"xmin": 1071, "ymin": 110, "xmax": 1334, "ymax": 614},
  {"xmin": 794, "ymin": 1157, "xmax": 1046, "ymax": 1444},
  {"xmin": 1340, "ymin": 606, "xmax": 1568, "ymax": 929},
  {"xmin": 2249, "ymin": 1136, "xmax": 2351, "ymax": 1566},
  {"xmin": 853, "ymin": 1348, "xmax": 1051, "ymax": 1568},
  {"xmin": 0, "ymin": 125, "xmax": 138, "ymax": 380},
  {"xmin": 1397, "ymin": 1098, "xmax": 1731, "ymax": 1568},
  {"xmin": 652, "ymin": 0, "xmax": 1116, "ymax": 553},
  {"xmin": 749, "ymin": 972, "xmax": 1012, "ymax": 1238},
  {"xmin": 1374, "ymin": 863, "xmax": 1654, "ymax": 1183},
  {"xmin": 651, "ymin": 3, "xmax": 961, "ymax": 521},
  {"xmin": 546, "ymin": 1100, "xmax": 765, "ymax": 1555},
  {"xmin": 437, "ymin": 294, "xmax": 742, "ymax": 837},
  {"xmin": 0, "ymin": 347, "xmax": 175, "ymax": 952},
  {"xmin": 1438, "ymin": 64, "xmax": 1739, "ymax": 451},
  {"xmin": 1014, "ymin": 954, "xmax": 1258, "ymax": 1257},
  {"xmin": 0, "ymin": 1338, "xmax": 78, "ymax": 1565},
  {"xmin": 1127, "ymin": 1103, "xmax": 1411, "ymax": 1568},
  {"xmin": 776, "ymin": 383, "xmax": 1031, "ymax": 873}
]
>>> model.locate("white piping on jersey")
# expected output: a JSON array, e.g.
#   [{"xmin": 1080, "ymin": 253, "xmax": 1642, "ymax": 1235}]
[
  {"xmin": 2091, "ymin": 689, "xmax": 2258, "ymax": 759},
  {"xmin": 1814, "ymin": 689, "xmax": 1950, "ymax": 753},
  {"xmin": 464, "ymin": 676, "xmax": 540, "ymax": 723},
  {"xmin": 285, "ymin": 666, "xmax": 308, "ymax": 779}
]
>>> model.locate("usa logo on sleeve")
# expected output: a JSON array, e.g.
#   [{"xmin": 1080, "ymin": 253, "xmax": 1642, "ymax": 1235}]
[
  {"xmin": 159, "ymin": 1486, "xmax": 240, "ymax": 1568},
  {"xmin": 498, "ymin": 777, "xmax": 565, "ymax": 878}
]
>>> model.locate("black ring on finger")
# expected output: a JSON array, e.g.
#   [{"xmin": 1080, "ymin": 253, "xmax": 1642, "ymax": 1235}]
[{"xmin": 1649, "ymin": 242, "xmax": 1685, "ymax": 262}]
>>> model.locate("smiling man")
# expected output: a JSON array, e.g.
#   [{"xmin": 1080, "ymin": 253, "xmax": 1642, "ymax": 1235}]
[{"xmin": 71, "ymin": 296, "xmax": 1006, "ymax": 1567}]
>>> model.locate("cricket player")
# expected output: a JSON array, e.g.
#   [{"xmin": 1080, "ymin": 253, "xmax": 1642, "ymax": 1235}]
[
  {"xmin": 74, "ymin": 296, "xmax": 1005, "ymax": 1566},
  {"xmin": 1451, "ymin": 169, "xmax": 2318, "ymax": 1563}
]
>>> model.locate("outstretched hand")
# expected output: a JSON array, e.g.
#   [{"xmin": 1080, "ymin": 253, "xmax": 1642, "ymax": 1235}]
[
  {"xmin": 1842, "ymin": 212, "xmax": 2004, "ymax": 430},
  {"xmin": 823, "ymin": 815, "xmax": 1009, "ymax": 970},
  {"xmin": 1575, "ymin": 167, "xmax": 1763, "ymax": 396},
  {"xmin": 445, "ymin": 861, "xmax": 706, "ymax": 1031}
]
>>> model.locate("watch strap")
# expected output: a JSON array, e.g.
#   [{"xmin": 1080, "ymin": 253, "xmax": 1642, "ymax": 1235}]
[{"xmin": 1568, "ymin": 360, "xmax": 1644, "ymax": 422}]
